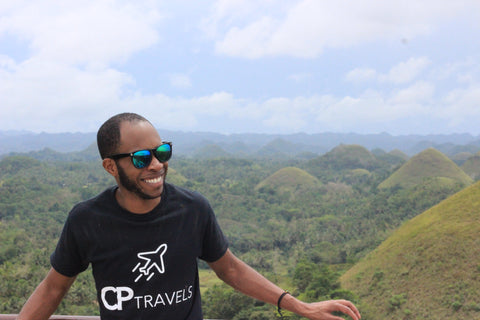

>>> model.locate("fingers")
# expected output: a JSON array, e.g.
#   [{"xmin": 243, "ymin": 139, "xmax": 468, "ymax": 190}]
[
  {"xmin": 303, "ymin": 299, "xmax": 361, "ymax": 320},
  {"xmin": 334, "ymin": 300, "xmax": 361, "ymax": 320}
]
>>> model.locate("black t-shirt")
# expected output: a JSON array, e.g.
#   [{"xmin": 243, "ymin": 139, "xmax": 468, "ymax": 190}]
[{"xmin": 51, "ymin": 183, "xmax": 229, "ymax": 320}]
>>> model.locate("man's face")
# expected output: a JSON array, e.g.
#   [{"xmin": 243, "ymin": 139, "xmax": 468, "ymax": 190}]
[
  {"xmin": 113, "ymin": 121, "xmax": 169, "ymax": 201},
  {"xmin": 116, "ymin": 161, "xmax": 168, "ymax": 200}
]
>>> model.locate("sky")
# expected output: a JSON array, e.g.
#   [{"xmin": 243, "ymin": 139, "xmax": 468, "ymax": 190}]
[{"xmin": 1, "ymin": 0, "xmax": 480, "ymax": 136}]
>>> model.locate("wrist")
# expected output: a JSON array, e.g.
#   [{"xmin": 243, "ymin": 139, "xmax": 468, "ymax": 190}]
[
  {"xmin": 277, "ymin": 291, "xmax": 290, "ymax": 316},
  {"xmin": 277, "ymin": 291, "xmax": 308, "ymax": 317}
]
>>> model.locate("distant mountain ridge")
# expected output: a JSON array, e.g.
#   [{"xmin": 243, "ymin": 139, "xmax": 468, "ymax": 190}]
[{"xmin": 1, "ymin": 130, "xmax": 480, "ymax": 158}]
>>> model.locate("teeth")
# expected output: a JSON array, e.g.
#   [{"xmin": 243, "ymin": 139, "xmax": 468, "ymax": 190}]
[{"xmin": 145, "ymin": 177, "xmax": 162, "ymax": 184}]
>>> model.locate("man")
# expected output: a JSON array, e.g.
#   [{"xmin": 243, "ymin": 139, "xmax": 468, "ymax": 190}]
[{"xmin": 18, "ymin": 113, "xmax": 361, "ymax": 320}]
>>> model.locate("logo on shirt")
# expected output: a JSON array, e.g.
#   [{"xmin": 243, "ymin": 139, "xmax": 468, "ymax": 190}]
[
  {"xmin": 132, "ymin": 244, "xmax": 168, "ymax": 282},
  {"xmin": 100, "ymin": 243, "xmax": 195, "ymax": 312}
]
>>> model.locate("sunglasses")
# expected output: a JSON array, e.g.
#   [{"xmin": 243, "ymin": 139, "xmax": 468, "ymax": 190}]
[{"xmin": 108, "ymin": 142, "xmax": 172, "ymax": 169}]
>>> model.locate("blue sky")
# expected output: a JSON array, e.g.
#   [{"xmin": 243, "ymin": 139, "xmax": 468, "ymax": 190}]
[{"xmin": 1, "ymin": 0, "xmax": 480, "ymax": 135}]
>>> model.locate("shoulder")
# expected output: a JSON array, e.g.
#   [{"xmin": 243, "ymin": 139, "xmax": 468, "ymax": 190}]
[
  {"xmin": 165, "ymin": 183, "xmax": 209, "ymax": 205},
  {"xmin": 68, "ymin": 187, "xmax": 116, "ymax": 221},
  {"xmin": 164, "ymin": 183, "xmax": 214, "ymax": 219}
]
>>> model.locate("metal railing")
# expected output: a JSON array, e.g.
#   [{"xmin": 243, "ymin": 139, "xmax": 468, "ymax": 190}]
[
  {"xmin": 0, "ymin": 316, "xmax": 99, "ymax": 320},
  {"xmin": 0, "ymin": 316, "xmax": 218, "ymax": 320}
]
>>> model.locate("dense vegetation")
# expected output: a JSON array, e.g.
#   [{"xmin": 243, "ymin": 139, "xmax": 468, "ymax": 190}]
[
  {"xmin": 0, "ymin": 144, "xmax": 474, "ymax": 319},
  {"xmin": 341, "ymin": 181, "xmax": 480, "ymax": 319}
]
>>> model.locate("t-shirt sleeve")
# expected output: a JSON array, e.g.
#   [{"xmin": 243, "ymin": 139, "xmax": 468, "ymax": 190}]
[
  {"xmin": 50, "ymin": 210, "xmax": 90, "ymax": 277},
  {"xmin": 199, "ymin": 199, "xmax": 229, "ymax": 263}
]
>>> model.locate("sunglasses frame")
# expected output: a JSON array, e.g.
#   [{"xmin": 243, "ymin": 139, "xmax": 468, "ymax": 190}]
[{"xmin": 108, "ymin": 141, "xmax": 172, "ymax": 169}]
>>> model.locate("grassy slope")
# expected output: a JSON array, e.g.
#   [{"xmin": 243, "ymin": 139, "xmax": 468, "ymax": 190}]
[
  {"xmin": 461, "ymin": 151, "xmax": 480, "ymax": 180},
  {"xmin": 340, "ymin": 181, "xmax": 480, "ymax": 319},
  {"xmin": 310, "ymin": 144, "xmax": 379, "ymax": 170},
  {"xmin": 255, "ymin": 166, "xmax": 321, "ymax": 195},
  {"xmin": 379, "ymin": 148, "xmax": 473, "ymax": 189},
  {"xmin": 388, "ymin": 149, "xmax": 409, "ymax": 161}
]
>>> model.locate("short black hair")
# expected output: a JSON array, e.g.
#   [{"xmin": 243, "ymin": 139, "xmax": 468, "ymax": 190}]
[{"xmin": 97, "ymin": 112, "xmax": 150, "ymax": 159}]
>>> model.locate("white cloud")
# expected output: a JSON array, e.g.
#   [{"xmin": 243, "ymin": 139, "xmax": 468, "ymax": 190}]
[
  {"xmin": 0, "ymin": 58, "xmax": 134, "ymax": 132},
  {"xmin": 209, "ymin": 0, "xmax": 480, "ymax": 58},
  {"xmin": 1, "ymin": 0, "xmax": 480, "ymax": 136},
  {"xmin": 1, "ymin": 77, "xmax": 479, "ymax": 134},
  {"xmin": 0, "ymin": 0, "xmax": 163, "ymax": 132},
  {"xmin": 443, "ymin": 84, "xmax": 480, "ymax": 115},
  {"xmin": 379, "ymin": 57, "xmax": 431, "ymax": 84},
  {"xmin": 123, "ymin": 91, "xmax": 245, "ymax": 132},
  {"xmin": 1, "ymin": 2, "xmax": 162, "ymax": 66},
  {"xmin": 436, "ymin": 84, "xmax": 480, "ymax": 130},
  {"xmin": 260, "ymin": 97, "xmax": 307, "ymax": 130},
  {"xmin": 346, "ymin": 57, "xmax": 431, "ymax": 85},
  {"xmin": 431, "ymin": 57, "xmax": 480, "ymax": 85},
  {"xmin": 201, "ymin": 0, "xmax": 288, "ymax": 38},
  {"xmin": 389, "ymin": 81, "xmax": 435, "ymax": 105}
]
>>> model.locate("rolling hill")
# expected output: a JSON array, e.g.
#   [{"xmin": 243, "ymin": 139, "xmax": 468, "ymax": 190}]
[
  {"xmin": 378, "ymin": 148, "xmax": 473, "ymax": 189},
  {"xmin": 340, "ymin": 181, "xmax": 480, "ymax": 319},
  {"xmin": 461, "ymin": 151, "xmax": 480, "ymax": 181},
  {"xmin": 311, "ymin": 144, "xmax": 380, "ymax": 170},
  {"xmin": 254, "ymin": 166, "xmax": 321, "ymax": 198},
  {"xmin": 388, "ymin": 149, "xmax": 409, "ymax": 161}
]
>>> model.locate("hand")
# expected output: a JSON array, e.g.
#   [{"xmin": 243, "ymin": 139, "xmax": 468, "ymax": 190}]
[{"xmin": 300, "ymin": 299, "xmax": 361, "ymax": 320}]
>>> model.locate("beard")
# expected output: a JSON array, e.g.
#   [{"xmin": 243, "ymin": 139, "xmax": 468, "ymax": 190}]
[{"xmin": 116, "ymin": 163, "xmax": 166, "ymax": 200}]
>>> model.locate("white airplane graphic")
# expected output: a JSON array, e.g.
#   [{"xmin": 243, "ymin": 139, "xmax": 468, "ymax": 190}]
[{"xmin": 132, "ymin": 244, "xmax": 168, "ymax": 282}]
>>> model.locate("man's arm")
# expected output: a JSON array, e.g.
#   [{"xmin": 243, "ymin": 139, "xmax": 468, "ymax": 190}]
[
  {"xmin": 208, "ymin": 249, "xmax": 361, "ymax": 320},
  {"xmin": 17, "ymin": 268, "xmax": 76, "ymax": 320}
]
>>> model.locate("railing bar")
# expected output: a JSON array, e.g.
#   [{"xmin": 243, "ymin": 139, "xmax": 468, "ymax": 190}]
[
  {"xmin": 0, "ymin": 316, "xmax": 218, "ymax": 320},
  {"xmin": 0, "ymin": 316, "xmax": 99, "ymax": 320}
]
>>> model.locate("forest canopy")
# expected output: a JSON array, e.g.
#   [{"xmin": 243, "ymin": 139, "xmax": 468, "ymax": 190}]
[{"xmin": 0, "ymin": 143, "xmax": 474, "ymax": 319}]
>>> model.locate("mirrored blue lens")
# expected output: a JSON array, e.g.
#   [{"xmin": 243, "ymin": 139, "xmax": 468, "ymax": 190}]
[
  {"xmin": 154, "ymin": 143, "xmax": 172, "ymax": 162},
  {"xmin": 131, "ymin": 150, "xmax": 152, "ymax": 168}
]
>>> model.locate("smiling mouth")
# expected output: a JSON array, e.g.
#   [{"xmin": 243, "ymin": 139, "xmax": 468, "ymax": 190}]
[{"xmin": 144, "ymin": 176, "xmax": 163, "ymax": 184}]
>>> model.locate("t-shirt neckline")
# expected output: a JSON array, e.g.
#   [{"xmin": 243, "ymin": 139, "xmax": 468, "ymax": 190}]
[{"xmin": 108, "ymin": 184, "xmax": 169, "ymax": 221}]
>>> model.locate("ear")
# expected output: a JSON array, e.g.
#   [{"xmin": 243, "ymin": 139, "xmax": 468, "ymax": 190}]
[{"xmin": 102, "ymin": 158, "xmax": 118, "ymax": 177}]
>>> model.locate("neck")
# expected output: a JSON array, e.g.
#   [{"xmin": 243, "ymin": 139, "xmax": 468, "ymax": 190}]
[{"xmin": 115, "ymin": 187, "xmax": 161, "ymax": 214}]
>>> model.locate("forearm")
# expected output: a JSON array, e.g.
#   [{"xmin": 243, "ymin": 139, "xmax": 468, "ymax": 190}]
[
  {"xmin": 209, "ymin": 250, "xmax": 361, "ymax": 320},
  {"xmin": 209, "ymin": 250, "xmax": 307, "ymax": 314},
  {"xmin": 218, "ymin": 257, "xmax": 281, "ymax": 302},
  {"xmin": 226, "ymin": 262, "xmax": 309, "ymax": 315},
  {"xmin": 17, "ymin": 268, "xmax": 75, "ymax": 320}
]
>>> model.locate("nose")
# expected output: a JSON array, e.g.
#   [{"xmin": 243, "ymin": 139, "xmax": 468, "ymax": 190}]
[{"xmin": 147, "ymin": 155, "xmax": 166, "ymax": 170}]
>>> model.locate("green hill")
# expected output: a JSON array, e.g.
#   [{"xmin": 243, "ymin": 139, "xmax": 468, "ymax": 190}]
[
  {"xmin": 461, "ymin": 151, "xmax": 480, "ymax": 181},
  {"xmin": 372, "ymin": 148, "xmax": 407, "ymax": 167},
  {"xmin": 388, "ymin": 149, "xmax": 409, "ymax": 161},
  {"xmin": 450, "ymin": 151, "xmax": 473, "ymax": 166},
  {"xmin": 309, "ymin": 144, "xmax": 379, "ymax": 170},
  {"xmin": 340, "ymin": 181, "xmax": 480, "ymax": 319},
  {"xmin": 254, "ymin": 166, "xmax": 321, "ymax": 197},
  {"xmin": 254, "ymin": 138, "xmax": 297, "ymax": 158},
  {"xmin": 378, "ymin": 148, "xmax": 473, "ymax": 189}
]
